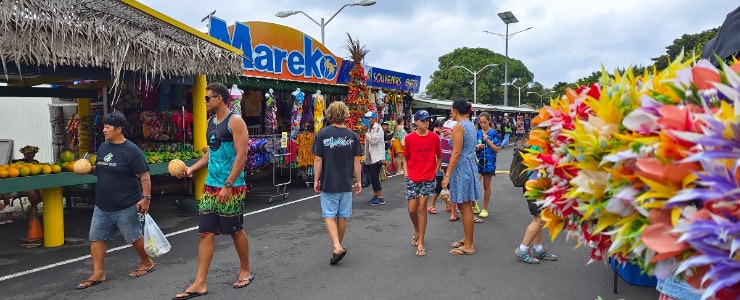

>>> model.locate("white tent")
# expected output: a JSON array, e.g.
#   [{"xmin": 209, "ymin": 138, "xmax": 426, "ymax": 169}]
[{"xmin": 412, "ymin": 97, "xmax": 536, "ymax": 113}]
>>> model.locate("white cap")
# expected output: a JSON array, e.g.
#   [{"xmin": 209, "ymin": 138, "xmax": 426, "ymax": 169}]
[{"xmin": 504, "ymin": 113, "xmax": 509, "ymax": 117}]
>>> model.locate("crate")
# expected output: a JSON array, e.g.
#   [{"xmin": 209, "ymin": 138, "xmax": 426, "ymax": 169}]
[{"xmin": 610, "ymin": 258, "xmax": 657, "ymax": 287}]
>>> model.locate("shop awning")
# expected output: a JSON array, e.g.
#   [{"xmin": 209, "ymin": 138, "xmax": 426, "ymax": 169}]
[
  {"xmin": 412, "ymin": 98, "xmax": 537, "ymax": 113},
  {"xmin": 0, "ymin": 0, "xmax": 244, "ymax": 88}
]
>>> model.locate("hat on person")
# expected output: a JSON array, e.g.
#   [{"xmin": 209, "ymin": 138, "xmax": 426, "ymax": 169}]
[
  {"xmin": 381, "ymin": 121, "xmax": 389, "ymax": 126},
  {"xmin": 414, "ymin": 110, "xmax": 431, "ymax": 121},
  {"xmin": 363, "ymin": 111, "xmax": 377, "ymax": 119},
  {"xmin": 504, "ymin": 113, "xmax": 509, "ymax": 117}
]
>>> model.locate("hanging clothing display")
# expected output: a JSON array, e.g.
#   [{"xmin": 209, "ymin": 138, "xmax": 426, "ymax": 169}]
[
  {"xmin": 313, "ymin": 90, "xmax": 325, "ymax": 133},
  {"xmin": 263, "ymin": 89, "xmax": 277, "ymax": 135},
  {"xmin": 290, "ymin": 88, "xmax": 305, "ymax": 140},
  {"xmin": 301, "ymin": 91, "xmax": 314, "ymax": 131},
  {"xmin": 296, "ymin": 131, "xmax": 315, "ymax": 168}
]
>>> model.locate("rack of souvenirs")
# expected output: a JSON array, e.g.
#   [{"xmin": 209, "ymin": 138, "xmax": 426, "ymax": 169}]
[
  {"xmin": 245, "ymin": 134, "xmax": 293, "ymax": 203},
  {"xmin": 136, "ymin": 110, "xmax": 193, "ymax": 141}
]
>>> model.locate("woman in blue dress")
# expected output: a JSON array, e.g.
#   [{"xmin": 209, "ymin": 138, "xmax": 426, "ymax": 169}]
[
  {"xmin": 476, "ymin": 112, "xmax": 502, "ymax": 219},
  {"xmin": 442, "ymin": 99, "xmax": 480, "ymax": 255}
]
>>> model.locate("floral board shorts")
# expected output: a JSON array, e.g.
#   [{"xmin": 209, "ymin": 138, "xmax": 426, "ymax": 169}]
[{"xmin": 406, "ymin": 178, "xmax": 436, "ymax": 200}]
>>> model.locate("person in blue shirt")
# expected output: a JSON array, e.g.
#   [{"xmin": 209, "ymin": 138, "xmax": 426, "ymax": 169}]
[{"xmin": 475, "ymin": 112, "xmax": 502, "ymax": 218}]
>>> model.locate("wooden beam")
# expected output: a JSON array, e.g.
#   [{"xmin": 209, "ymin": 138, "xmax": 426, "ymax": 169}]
[
  {"xmin": 7, "ymin": 76, "xmax": 77, "ymax": 87},
  {"xmin": 0, "ymin": 86, "xmax": 99, "ymax": 98}
]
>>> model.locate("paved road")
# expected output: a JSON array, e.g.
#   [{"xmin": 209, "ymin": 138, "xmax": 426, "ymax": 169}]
[{"xmin": 0, "ymin": 147, "xmax": 657, "ymax": 300}]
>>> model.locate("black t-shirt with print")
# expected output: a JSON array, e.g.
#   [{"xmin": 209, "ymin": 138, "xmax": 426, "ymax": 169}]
[
  {"xmin": 312, "ymin": 125, "xmax": 362, "ymax": 193},
  {"xmin": 95, "ymin": 140, "xmax": 150, "ymax": 211}
]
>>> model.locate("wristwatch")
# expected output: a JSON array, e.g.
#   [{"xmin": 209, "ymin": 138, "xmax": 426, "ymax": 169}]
[
  {"xmin": 224, "ymin": 181, "xmax": 233, "ymax": 188},
  {"xmin": 143, "ymin": 195, "xmax": 152, "ymax": 200}
]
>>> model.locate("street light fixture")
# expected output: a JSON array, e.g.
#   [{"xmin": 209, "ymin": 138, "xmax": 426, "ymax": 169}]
[
  {"xmin": 276, "ymin": 0, "xmax": 377, "ymax": 45},
  {"xmin": 501, "ymin": 78, "xmax": 527, "ymax": 106},
  {"xmin": 451, "ymin": 63, "xmax": 499, "ymax": 104},
  {"xmin": 527, "ymin": 90, "xmax": 555, "ymax": 108},
  {"xmin": 484, "ymin": 11, "xmax": 532, "ymax": 107}
]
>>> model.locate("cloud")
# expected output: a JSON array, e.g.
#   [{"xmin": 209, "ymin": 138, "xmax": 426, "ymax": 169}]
[{"xmin": 139, "ymin": 0, "xmax": 737, "ymax": 92}]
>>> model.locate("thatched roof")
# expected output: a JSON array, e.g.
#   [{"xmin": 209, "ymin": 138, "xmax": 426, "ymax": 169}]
[{"xmin": 0, "ymin": 0, "xmax": 244, "ymax": 88}]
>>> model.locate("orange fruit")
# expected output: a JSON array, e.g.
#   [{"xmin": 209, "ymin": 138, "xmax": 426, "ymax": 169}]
[
  {"xmin": 29, "ymin": 165, "xmax": 42, "ymax": 175},
  {"xmin": 7, "ymin": 167, "xmax": 19, "ymax": 178},
  {"xmin": 51, "ymin": 165, "xmax": 62, "ymax": 174},
  {"xmin": 60, "ymin": 151, "xmax": 75, "ymax": 163},
  {"xmin": 65, "ymin": 161, "xmax": 75, "ymax": 172},
  {"xmin": 18, "ymin": 166, "xmax": 30, "ymax": 177},
  {"xmin": 0, "ymin": 169, "xmax": 8, "ymax": 179},
  {"xmin": 41, "ymin": 165, "xmax": 52, "ymax": 175}
]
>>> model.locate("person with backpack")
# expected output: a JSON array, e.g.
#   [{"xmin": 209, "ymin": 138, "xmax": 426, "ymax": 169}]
[
  {"xmin": 475, "ymin": 112, "xmax": 502, "ymax": 219},
  {"xmin": 511, "ymin": 145, "xmax": 558, "ymax": 264}
]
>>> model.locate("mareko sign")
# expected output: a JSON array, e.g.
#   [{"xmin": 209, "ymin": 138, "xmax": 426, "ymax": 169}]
[{"xmin": 208, "ymin": 17, "xmax": 346, "ymax": 84}]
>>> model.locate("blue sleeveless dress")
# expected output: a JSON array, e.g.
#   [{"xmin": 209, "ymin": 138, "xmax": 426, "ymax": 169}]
[{"xmin": 449, "ymin": 120, "xmax": 481, "ymax": 203}]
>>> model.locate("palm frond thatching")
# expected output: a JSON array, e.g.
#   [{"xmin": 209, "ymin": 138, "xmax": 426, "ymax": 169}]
[
  {"xmin": 343, "ymin": 32, "xmax": 369, "ymax": 64},
  {"xmin": 0, "ymin": 0, "xmax": 243, "ymax": 90}
]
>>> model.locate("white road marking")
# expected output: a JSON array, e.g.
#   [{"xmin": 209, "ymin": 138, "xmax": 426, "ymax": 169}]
[
  {"xmin": 0, "ymin": 173, "xmax": 403, "ymax": 282},
  {"xmin": 0, "ymin": 193, "xmax": 322, "ymax": 282}
]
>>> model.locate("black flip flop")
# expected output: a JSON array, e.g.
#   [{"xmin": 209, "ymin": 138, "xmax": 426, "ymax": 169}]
[
  {"xmin": 75, "ymin": 280, "xmax": 105, "ymax": 290},
  {"xmin": 130, "ymin": 265, "xmax": 155, "ymax": 278},
  {"xmin": 330, "ymin": 248, "xmax": 347, "ymax": 265},
  {"xmin": 172, "ymin": 291, "xmax": 208, "ymax": 300},
  {"xmin": 233, "ymin": 275, "xmax": 254, "ymax": 289}
]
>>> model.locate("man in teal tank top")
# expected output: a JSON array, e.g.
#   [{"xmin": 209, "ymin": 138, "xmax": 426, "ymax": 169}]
[{"xmin": 174, "ymin": 83, "xmax": 253, "ymax": 299}]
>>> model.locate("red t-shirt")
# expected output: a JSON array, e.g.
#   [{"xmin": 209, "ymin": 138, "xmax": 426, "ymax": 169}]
[{"xmin": 403, "ymin": 131, "xmax": 442, "ymax": 182}]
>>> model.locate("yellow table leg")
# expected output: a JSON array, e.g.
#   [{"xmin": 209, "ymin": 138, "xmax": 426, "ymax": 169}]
[
  {"xmin": 192, "ymin": 75, "xmax": 207, "ymax": 200},
  {"xmin": 42, "ymin": 187, "xmax": 64, "ymax": 247}
]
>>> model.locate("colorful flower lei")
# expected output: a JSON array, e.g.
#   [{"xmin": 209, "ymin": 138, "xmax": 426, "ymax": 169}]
[{"xmin": 524, "ymin": 54, "xmax": 740, "ymax": 299}]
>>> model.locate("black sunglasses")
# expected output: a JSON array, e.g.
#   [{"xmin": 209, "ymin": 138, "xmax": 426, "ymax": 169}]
[{"xmin": 205, "ymin": 95, "xmax": 219, "ymax": 102}]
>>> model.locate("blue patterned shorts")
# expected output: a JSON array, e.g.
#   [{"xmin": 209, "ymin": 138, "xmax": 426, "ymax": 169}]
[{"xmin": 406, "ymin": 178, "xmax": 436, "ymax": 200}]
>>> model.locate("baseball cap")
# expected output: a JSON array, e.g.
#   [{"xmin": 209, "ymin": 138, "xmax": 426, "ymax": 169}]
[
  {"xmin": 504, "ymin": 113, "xmax": 509, "ymax": 117},
  {"xmin": 363, "ymin": 111, "xmax": 377, "ymax": 119},
  {"xmin": 414, "ymin": 110, "xmax": 431, "ymax": 121},
  {"xmin": 381, "ymin": 121, "xmax": 389, "ymax": 125}
]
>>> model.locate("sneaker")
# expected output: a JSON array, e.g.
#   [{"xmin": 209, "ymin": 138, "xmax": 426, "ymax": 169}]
[
  {"xmin": 369, "ymin": 198, "xmax": 381, "ymax": 206},
  {"xmin": 472, "ymin": 202, "xmax": 481, "ymax": 214},
  {"xmin": 377, "ymin": 198, "xmax": 386, "ymax": 205},
  {"xmin": 479, "ymin": 209, "xmax": 489, "ymax": 218},
  {"xmin": 0, "ymin": 219, "xmax": 5, "ymax": 225},
  {"xmin": 5, "ymin": 218, "xmax": 13, "ymax": 224},
  {"xmin": 515, "ymin": 247, "xmax": 540, "ymax": 264},
  {"xmin": 531, "ymin": 248, "xmax": 558, "ymax": 261}
]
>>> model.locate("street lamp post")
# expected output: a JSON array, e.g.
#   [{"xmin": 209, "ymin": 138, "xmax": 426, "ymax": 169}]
[
  {"xmin": 484, "ymin": 11, "xmax": 531, "ymax": 107},
  {"xmin": 501, "ymin": 78, "xmax": 527, "ymax": 106},
  {"xmin": 527, "ymin": 91, "xmax": 555, "ymax": 108},
  {"xmin": 451, "ymin": 64, "xmax": 498, "ymax": 104},
  {"xmin": 276, "ymin": 0, "xmax": 376, "ymax": 45}
]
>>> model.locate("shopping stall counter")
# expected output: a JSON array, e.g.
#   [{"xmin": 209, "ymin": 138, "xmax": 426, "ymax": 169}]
[{"xmin": 0, "ymin": 159, "xmax": 197, "ymax": 247}]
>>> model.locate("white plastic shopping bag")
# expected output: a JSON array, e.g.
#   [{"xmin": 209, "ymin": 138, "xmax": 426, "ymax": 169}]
[{"xmin": 143, "ymin": 214, "xmax": 171, "ymax": 257}]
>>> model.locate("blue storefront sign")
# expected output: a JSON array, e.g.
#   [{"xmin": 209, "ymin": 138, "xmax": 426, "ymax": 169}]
[{"xmin": 336, "ymin": 63, "xmax": 421, "ymax": 93}]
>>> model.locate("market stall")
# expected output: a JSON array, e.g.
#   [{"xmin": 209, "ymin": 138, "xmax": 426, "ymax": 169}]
[
  {"xmin": 207, "ymin": 18, "xmax": 422, "ymax": 188},
  {"xmin": 0, "ymin": 0, "xmax": 243, "ymax": 247}
]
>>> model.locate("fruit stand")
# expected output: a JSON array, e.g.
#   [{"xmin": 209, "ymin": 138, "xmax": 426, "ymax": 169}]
[
  {"xmin": 0, "ymin": 159, "xmax": 199, "ymax": 194},
  {"xmin": 0, "ymin": 0, "xmax": 243, "ymax": 247}
]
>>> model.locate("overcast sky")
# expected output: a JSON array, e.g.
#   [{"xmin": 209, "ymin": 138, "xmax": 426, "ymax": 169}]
[{"xmin": 140, "ymin": 0, "xmax": 737, "ymax": 92}]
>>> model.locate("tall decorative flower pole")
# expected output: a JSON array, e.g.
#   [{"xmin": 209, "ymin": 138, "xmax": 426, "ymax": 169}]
[{"xmin": 343, "ymin": 33, "xmax": 372, "ymax": 141}]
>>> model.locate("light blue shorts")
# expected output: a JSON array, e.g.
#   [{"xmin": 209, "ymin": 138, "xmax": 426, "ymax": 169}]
[
  {"xmin": 89, "ymin": 204, "xmax": 143, "ymax": 244},
  {"xmin": 320, "ymin": 192, "xmax": 352, "ymax": 218}
]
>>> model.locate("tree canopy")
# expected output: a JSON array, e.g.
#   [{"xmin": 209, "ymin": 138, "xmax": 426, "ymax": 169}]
[
  {"xmin": 425, "ymin": 47, "xmax": 534, "ymax": 105},
  {"xmin": 426, "ymin": 28, "xmax": 721, "ymax": 108}
]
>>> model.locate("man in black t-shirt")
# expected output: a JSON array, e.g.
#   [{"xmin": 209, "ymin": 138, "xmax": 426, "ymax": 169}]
[
  {"xmin": 312, "ymin": 101, "xmax": 362, "ymax": 265},
  {"xmin": 76, "ymin": 111, "xmax": 155, "ymax": 290}
]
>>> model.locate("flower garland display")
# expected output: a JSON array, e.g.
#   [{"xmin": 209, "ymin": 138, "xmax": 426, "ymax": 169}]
[
  {"xmin": 343, "ymin": 33, "xmax": 373, "ymax": 143},
  {"xmin": 523, "ymin": 54, "xmax": 740, "ymax": 299}
]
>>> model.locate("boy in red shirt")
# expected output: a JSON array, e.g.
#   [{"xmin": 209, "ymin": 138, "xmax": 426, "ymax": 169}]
[{"xmin": 403, "ymin": 110, "xmax": 442, "ymax": 256}]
